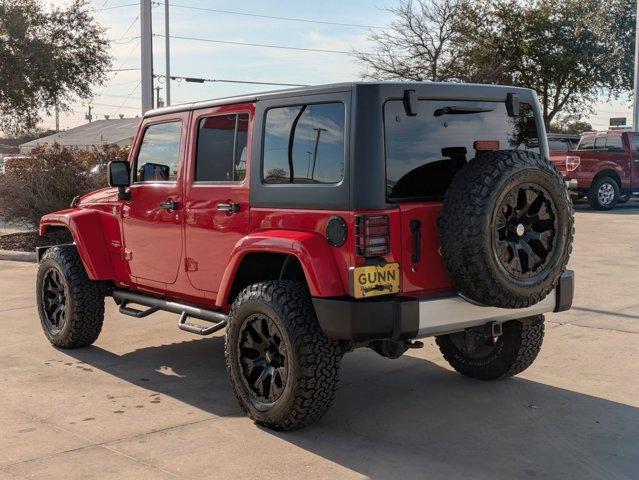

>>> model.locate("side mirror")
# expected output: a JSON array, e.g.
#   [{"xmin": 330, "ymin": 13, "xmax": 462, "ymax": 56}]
[{"xmin": 108, "ymin": 161, "xmax": 131, "ymax": 200}]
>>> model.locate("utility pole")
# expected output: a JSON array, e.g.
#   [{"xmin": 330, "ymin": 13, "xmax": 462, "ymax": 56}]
[
  {"xmin": 165, "ymin": 0, "xmax": 171, "ymax": 107},
  {"xmin": 634, "ymin": 0, "xmax": 639, "ymax": 130},
  {"xmin": 155, "ymin": 86, "xmax": 164, "ymax": 108},
  {"xmin": 140, "ymin": 0, "xmax": 154, "ymax": 113},
  {"xmin": 85, "ymin": 106, "xmax": 93, "ymax": 123},
  {"xmin": 310, "ymin": 127, "xmax": 327, "ymax": 181},
  {"xmin": 54, "ymin": 101, "xmax": 60, "ymax": 132}
]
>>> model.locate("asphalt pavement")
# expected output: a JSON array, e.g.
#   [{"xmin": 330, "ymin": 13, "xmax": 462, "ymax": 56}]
[{"xmin": 0, "ymin": 202, "xmax": 638, "ymax": 479}]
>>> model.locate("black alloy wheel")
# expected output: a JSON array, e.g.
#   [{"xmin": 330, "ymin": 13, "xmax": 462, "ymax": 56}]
[
  {"xmin": 436, "ymin": 317, "xmax": 546, "ymax": 380},
  {"xmin": 494, "ymin": 183, "xmax": 557, "ymax": 279},
  {"xmin": 238, "ymin": 313, "xmax": 289, "ymax": 404},
  {"xmin": 41, "ymin": 267, "xmax": 68, "ymax": 334}
]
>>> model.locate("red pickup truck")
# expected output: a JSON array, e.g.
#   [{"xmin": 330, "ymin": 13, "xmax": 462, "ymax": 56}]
[{"xmin": 555, "ymin": 131, "xmax": 639, "ymax": 210}]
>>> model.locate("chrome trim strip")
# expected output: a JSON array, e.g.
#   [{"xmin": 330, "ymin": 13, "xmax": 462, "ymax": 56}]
[{"xmin": 416, "ymin": 290, "xmax": 556, "ymax": 337}]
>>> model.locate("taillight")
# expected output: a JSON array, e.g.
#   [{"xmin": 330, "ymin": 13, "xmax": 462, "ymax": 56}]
[
  {"xmin": 355, "ymin": 215, "xmax": 390, "ymax": 257},
  {"xmin": 565, "ymin": 156, "xmax": 580, "ymax": 172}
]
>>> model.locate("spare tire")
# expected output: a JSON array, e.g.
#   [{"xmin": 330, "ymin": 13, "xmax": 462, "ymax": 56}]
[{"xmin": 439, "ymin": 150, "xmax": 573, "ymax": 309}]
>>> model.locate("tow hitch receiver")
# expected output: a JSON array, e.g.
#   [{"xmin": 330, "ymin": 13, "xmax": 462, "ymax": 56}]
[{"xmin": 467, "ymin": 321, "xmax": 503, "ymax": 339}]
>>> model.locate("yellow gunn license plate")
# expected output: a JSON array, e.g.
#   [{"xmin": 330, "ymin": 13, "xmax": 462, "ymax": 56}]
[{"xmin": 352, "ymin": 263, "xmax": 400, "ymax": 299}]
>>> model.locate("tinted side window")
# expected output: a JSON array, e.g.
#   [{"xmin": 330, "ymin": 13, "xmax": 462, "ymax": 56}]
[
  {"xmin": 577, "ymin": 137, "xmax": 595, "ymax": 150},
  {"xmin": 263, "ymin": 103, "xmax": 344, "ymax": 184},
  {"xmin": 136, "ymin": 121, "xmax": 182, "ymax": 182},
  {"xmin": 605, "ymin": 135, "xmax": 624, "ymax": 152},
  {"xmin": 549, "ymin": 139, "xmax": 570, "ymax": 151},
  {"xmin": 195, "ymin": 113, "xmax": 249, "ymax": 182},
  {"xmin": 594, "ymin": 136, "xmax": 606, "ymax": 150}
]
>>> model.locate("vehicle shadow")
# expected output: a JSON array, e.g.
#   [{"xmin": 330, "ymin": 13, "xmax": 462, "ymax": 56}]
[{"xmin": 66, "ymin": 337, "xmax": 639, "ymax": 480}]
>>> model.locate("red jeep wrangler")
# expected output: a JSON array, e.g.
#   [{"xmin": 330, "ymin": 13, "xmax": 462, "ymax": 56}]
[
  {"xmin": 36, "ymin": 83, "xmax": 575, "ymax": 430},
  {"xmin": 555, "ymin": 130, "xmax": 639, "ymax": 210}
]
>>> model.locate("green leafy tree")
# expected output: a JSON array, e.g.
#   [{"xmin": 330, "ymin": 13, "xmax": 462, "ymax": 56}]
[
  {"xmin": 0, "ymin": 0, "xmax": 112, "ymax": 133},
  {"xmin": 548, "ymin": 117, "xmax": 593, "ymax": 134},
  {"xmin": 356, "ymin": 0, "xmax": 634, "ymax": 128}
]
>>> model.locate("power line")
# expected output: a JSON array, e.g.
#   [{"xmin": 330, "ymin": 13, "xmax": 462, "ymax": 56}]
[
  {"xmin": 90, "ymin": 102, "xmax": 140, "ymax": 110},
  {"xmin": 116, "ymin": 15, "xmax": 140, "ymax": 41},
  {"xmin": 95, "ymin": 0, "xmax": 111, "ymax": 12},
  {"xmin": 158, "ymin": 34, "xmax": 353, "ymax": 55},
  {"xmin": 99, "ymin": 2, "xmax": 139, "ymax": 12},
  {"xmin": 158, "ymin": 2, "xmax": 382, "ymax": 29},
  {"xmin": 113, "ymin": 81, "xmax": 142, "ymax": 116},
  {"xmin": 158, "ymin": 74, "xmax": 307, "ymax": 87}
]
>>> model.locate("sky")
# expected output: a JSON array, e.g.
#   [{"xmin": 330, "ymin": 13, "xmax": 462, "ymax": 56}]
[{"xmin": 41, "ymin": 0, "xmax": 633, "ymax": 132}]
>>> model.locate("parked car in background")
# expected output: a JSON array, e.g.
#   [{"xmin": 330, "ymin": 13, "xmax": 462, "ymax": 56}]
[
  {"xmin": 561, "ymin": 131, "xmax": 639, "ymax": 210},
  {"xmin": 547, "ymin": 133, "xmax": 580, "ymax": 154},
  {"xmin": 548, "ymin": 134, "xmax": 582, "ymax": 190}
]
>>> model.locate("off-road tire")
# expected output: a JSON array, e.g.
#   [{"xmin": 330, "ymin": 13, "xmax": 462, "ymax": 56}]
[
  {"xmin": 439, "ymin": 150, "xmax": 573, "ymax": 308},
  {"xmin": 36, "ymin": 245, "xmax": 105, "ymax": 348},
  {"xmin": 435, "ymin": 316, "xmax": 545, "ymax": 380},
  {"xmin": 225, "ymin": 281, "xmax": 342, "ymax": 431},
  {"xmin": 588, "ymin": 176, "xmax": 619, "ymax": 210}
]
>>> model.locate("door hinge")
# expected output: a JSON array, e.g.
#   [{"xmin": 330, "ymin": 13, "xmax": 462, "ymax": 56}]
[
  {"xmin": 123, "ymin": 248, "xmax": 133, "ymax": 261},
  {"xmin": 185, "ymin": 257, "xmax": 198, "ymax": 272}
]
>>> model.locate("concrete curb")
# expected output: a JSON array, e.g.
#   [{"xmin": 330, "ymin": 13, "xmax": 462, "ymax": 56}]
[{"xmin": 0, "ymin": 250, "xmax": 37, "ymax": 263}]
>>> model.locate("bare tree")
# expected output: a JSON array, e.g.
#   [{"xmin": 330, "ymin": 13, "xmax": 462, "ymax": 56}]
[{"xmin": 355, "ymin": 0, "xmax": 465, "ymax": 82}]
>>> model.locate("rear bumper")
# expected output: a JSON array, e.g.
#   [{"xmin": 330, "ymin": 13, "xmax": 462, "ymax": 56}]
[{"xmin": 313, "ymin": 270, "xmax": 574, "ymax": 341}]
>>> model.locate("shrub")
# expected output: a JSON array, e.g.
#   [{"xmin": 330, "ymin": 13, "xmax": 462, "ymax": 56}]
[{"xmin": 0, "ymin": 143, "xmax": 129, "ymax": 228}]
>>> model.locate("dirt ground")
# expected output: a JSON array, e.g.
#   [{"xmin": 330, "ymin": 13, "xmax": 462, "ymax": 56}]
[{"xmin": 0, "ymin": 202, "xmax": 637, "ymax": 479}]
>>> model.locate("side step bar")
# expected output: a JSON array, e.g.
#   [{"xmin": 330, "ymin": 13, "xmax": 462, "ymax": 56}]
[{"xmin": 112, "ymin": 289, "xmax": 228, "ymax": 336}]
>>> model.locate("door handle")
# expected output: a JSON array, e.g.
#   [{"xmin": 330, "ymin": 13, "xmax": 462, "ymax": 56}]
[
  {"xmin": 217, "ymin": 202, "xmax": 241, "ymax": 213},
  {"xmin": 159, "ymin": 200, "xmax": 179, "ymax": 210},
  {"xmin": 409, "ymin": 219, "xmax": 422, "ymax": 263}
]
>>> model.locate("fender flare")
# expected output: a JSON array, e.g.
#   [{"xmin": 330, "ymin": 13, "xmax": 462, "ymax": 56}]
[
  {"xmin": 216, "ymin": 229, "xmax": 346, "ymax": 307},
  {"xmin": 40, "ymin": 209, "xmax": 115, "ymax": 280},
  {"xmin": 593, "ymin": 165, "xmax": 625, "ymax": 188}
]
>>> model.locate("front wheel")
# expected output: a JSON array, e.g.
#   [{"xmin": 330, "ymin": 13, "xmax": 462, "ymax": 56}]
[
  {"xmin": 435, "ymin": 317, "xmax": 545, "ymax": 380},
  {"xmin": 36, "ymin": 245, "xmax": 105, "ymax": 348},
  {"xmin": 224, "ymin": 281, "xmax": 343, "ymax": 430}
]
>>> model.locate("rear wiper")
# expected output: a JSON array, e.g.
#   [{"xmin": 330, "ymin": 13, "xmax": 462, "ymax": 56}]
[{"xmin": 434, "ymin": 106, "xmax": 495, "ymax": 117}]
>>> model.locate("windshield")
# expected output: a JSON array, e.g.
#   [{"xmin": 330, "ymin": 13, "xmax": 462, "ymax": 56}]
[{"xmin": 384, "ymin": 100, "xmax": 539, "ymax": 202}]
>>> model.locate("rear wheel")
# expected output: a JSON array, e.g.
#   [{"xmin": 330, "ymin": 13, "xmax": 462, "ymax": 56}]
[
  {"xmin": 225, "ymin": 281, "xmax": 342, "ymax": 430},
  {"xmin": 439, "ymin": 150, "xmax": 573, "ymax": 308},
  {"xmin": 588, "ymin": 176, "xmax": 619, "ymax": 210},
  {"xmin": 436, "ymin": 317, "xmax": 545, "ymax": 380},
  {"xmin": 36, "ymin": 245, "xmax": 105, "ymax": 348}
]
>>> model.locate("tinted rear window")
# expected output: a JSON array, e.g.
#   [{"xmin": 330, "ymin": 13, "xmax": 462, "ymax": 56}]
[
  {"xmin": 384, "ymin": 100, "xmax": 539, "ymax": 202},
  {"xmin": 262, "ymin": 102, "xmax": 345, "ymax": 184},
  {"xmin": 577, "ymin": 137, "xmax": 595, "ymax": 150},
  {"xmin": 549, "ymin": 137, "xmax": 578, "ymax": 151},
  {"xmin": 605, "ymin": 135, "xmax": 624, "ymax": 152}
]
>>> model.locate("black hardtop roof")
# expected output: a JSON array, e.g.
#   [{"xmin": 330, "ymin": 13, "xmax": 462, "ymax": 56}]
[{"xmin": 144, "ymin": 81, "xmax": 537, "ymax": 118}]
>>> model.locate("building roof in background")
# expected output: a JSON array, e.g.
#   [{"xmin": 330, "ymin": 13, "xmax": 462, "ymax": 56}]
[{"xmin": 20, "ymin": 118, "xmax": 141, "ymax": 149}]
